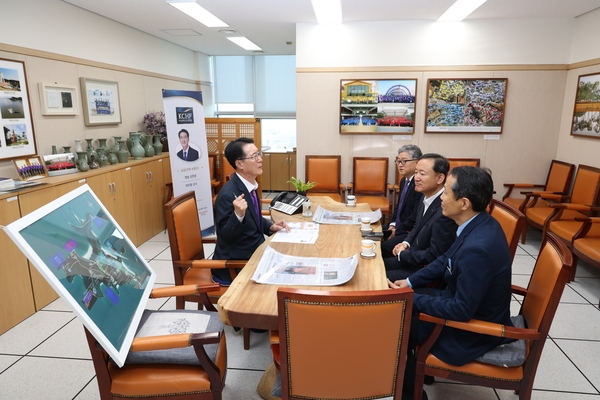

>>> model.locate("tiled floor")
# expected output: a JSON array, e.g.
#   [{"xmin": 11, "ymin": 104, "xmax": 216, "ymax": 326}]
[{"xmin": 1, "ymin": 226, "xmax": 599, "ymax": 399}]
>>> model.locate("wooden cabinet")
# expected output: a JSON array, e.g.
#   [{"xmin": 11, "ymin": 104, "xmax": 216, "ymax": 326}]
[
  {"xmin": 131, "ymin": 159, "xmax": 165, "ymax": 244},
  {"xmin": 262, "ymin": 151, "xmax": 297, "ymax": 191},
  {"xmin": 0, "ymin": 195, "xmax": 35, "ymax": 334}
]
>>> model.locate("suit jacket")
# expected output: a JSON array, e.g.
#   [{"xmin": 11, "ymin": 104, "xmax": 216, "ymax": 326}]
[
  {"xmin": 390, "ymin": 177, "xmax": 421, "ymax": 233},
  {"xmin": 396, "ymin": 194, "xmax": 457, "ymax": 269},
  {"xmin": 177, "ymin": 146, "xmax": 199, "ymax": 161},
  {"xmin": 213, "ymin": 173, "xmax": 272, "ymax": 281},
  {"xmin": 410, "ymin": 211, "xmax": 513, "ymax": 366}
]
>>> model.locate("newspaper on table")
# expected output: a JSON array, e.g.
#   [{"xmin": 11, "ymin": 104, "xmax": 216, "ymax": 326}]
[
  {"xmin": 251, "ymin": 246, "xmax": 359, "ymax": 286},
  {"xmin": 311, "ymin": 205, "xmax": 382, "ymax": 225},
  {"xmin": 270, "ymin": 221, "xmax": 319, "ymax": 244}
]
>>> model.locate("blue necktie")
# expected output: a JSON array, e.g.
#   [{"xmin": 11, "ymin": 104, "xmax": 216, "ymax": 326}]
[
  {"xmin": 183, "ymin": 151, "xmax": 187, "ymax": 160},
  {"xmin": 395, "ymin": 180, "xmax": 410, "ymax": 227}
]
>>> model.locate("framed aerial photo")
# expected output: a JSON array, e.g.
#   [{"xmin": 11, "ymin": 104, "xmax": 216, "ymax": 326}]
[
  {"xmin": 340, "ymin": 79, "xmax": 417, "ymax": 134},
  {"xmin": 425, "ymin": 78, "xmax": 507, "ymax": 133},
  {"xmin": 3, "ymin": 185, "xmax": 156, "ymax": 367},
  {"xmin": 80, "ymin": 77, "xmax": 122, "ymax": 126},
  {"xmin": 38, "ymin": 82, "xmax": 79, "ymax": 116},
  {"xmin": 0, "ymin": 58, "xmax": 37, "ymax": 160},
  {"xmin": 571, "ymin": 72, "xmax": 600, "ymax": 139}
]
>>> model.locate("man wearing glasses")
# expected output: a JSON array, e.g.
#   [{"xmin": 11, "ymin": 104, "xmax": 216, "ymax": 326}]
[
  {"xmin": 213, "ymin": 137, "xmax": 289, "ymax": 284},
  {"xmin": 382, "ymin": 144, "xmax": 423, "ymax": 257}
]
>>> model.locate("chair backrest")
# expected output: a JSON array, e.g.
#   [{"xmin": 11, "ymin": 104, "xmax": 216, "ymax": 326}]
[
  {"xmin": 570, "ymin": 164, "xmax": 600, "ymax": 205},
  {"xmin": 208, "ymin": 154, "xmax": 217, "ymax": 181},
  {"xmin": 352, "ymin": 157, "xmax": 389, "ymax": 195},
  {"xmin": 222, "ymin": 158, "xmax": 235, "ymax": 183},
  {"xmin": 520, "ymin": 232, "xmax": 572, "ymax": 355},
  {"xmin": 448, "ymin": 158, "xmax": 480, "ymax": 171},
  {"xmin": 489, "ymin": 199, "xmax": 526, "ymax": 261},
  {"xmin": 544, "ymin": 159, "xmax": 575, "ymax": 194},
  {"xmin": 277, "ymin": 288, "xmax": 413, "ymax": 400},
  {"xmin": 305, "ymin": 155, "xmax": 341, "ymax": 194},
  {"xmin": 164, "ymin": 191, "xmax": 204, "ymax": 282}
]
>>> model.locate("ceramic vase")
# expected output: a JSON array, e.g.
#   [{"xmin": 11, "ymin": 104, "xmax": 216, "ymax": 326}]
[
  {"xmin": 51, "ymin": 145, "xmax": 58, "ymax": 154},
  {"xmin": 97, "ymin": 148, "xmax": 108, "ymax": 167},
  {"xmin": 107, "ymin": 150, "xmax": 118, "ymax": 165},
  {"xmin": 85, "ymin": 138, "xmax": 98, "ymax": 163},
  {"xmin": 144, "ymin": 134, "xmax": 155, "ymax": 157},
  {"xmin": 117, "ymin": 140, "xmax": 129, "ymax": 163},
  {"xmin": 76, "ymin": 151, "xmax": 89, "ymax": 172},
  {"xmin": 89, "ymin": 154, "xmax": 99, "ymax": 169},
  {"xmin": 74, "ymin": 139, "xmax": 83, "ymax": 152},
  {"xmin": 129, "ymin": 132, "xmax": 145, "ymax": 160},
  {"xmin": 111, "ymin": 136, "xmax": 121, "ymax": 153},
  {"xmin": 62, "ymin": 146, "xmax": 71, "ymax": 154},
  {"xmin": 153, "ymin": 134, "xmax": 163, "ymax": 155}
]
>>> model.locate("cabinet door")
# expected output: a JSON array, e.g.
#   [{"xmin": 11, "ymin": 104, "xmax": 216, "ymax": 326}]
[
  {"xmin": 261, "ymin": 153, "xmax": 271, "ymax": 191},
  {"xmin": 270, "ymin": 153, "xmax": 291, "ymax": 191},
  {"xmin": 0, "ymin": 196, "xmax": 36, "ymax": 334},
  {"xmin": 131, "ymin": 160, "xmax": 165, "ymax": 244},
  {"xmin": 288, "ymin": 152, "xmax": 297, "ymax": 191}
]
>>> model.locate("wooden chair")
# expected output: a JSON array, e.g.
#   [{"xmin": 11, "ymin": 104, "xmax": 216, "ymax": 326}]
[
  {"xmin": 521, "ymin": 164, "xmax": 600, "ymax": 244},
  {"xmin": 448, "ymin": 157, "xmax": 480, "ymax": 170},
  {"xmin": 489, "ymin": 199, "xmax": 526, "ymax": 262},
  {"xmin": 304, "ymin": 155, "xmax": 346, "ymax": 202},
  {"xmin": 571, "ymin": 217, "xmax": 600, "ymax": 305},
  {"xmin": 85, "ymin": 284, "xmax": 227, "ymax": 400},
  {"xmin": 413, "ymin": 232, "xmax": 573, "ymax": 400},
  {"xmin": 273, "ymin": 288, "xmax": 413, "ymax": 400},
  {"xmin": 164, "ymin": 191, "xmax": 252, "ymax": 349},
  {"xmin": 347, "ymin": 157, "xmax": 393, "ymax": 222},
  {"xmin": 208, "ymin": 154, "xmax": 221, "ymax": 202},
  {"xmin": 503, "ymin": 159, "xmax": 575, "ymax": 212}
]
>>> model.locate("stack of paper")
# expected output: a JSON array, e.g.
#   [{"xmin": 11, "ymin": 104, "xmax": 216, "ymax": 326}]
[{"xmin": 0, "ymin": 177, "xmax": 16, "ymax": 191}]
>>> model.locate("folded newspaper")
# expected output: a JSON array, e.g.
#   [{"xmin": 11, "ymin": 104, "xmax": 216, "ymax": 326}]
[
  {"xmin": 311, "ymin": 205, "xmax": 382, "ymax": 224},
  {"xmin": 251, "ymin": 246, "xmax": 359, "ymax": 286}
]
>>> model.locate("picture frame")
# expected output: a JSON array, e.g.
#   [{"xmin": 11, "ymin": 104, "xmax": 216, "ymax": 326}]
[
  {"xmin": 13, "ymin": 155, "xmax": 47, "ymax": 180},
  {"xmin": 0, "ymin": 58, "xmax": 38, "ymax": 160},
  {"xmin": 3, "ymin": 185, "xmax": 156, "ymax": 367},
  {"xmin": 80, "ymin": 77, "xmax": 122, "ymax": 126},
  {"xmin": 570, "ymin": 72, "xmax": 600, "ymax": 139},
  {"xmin": 424, "ymin": 78, "xmax": 508, "ymax": 133},
  {"xmin": 340, "ymin": 79, "xmax": 417, "ymax": 134},
  {"xmin": 38, "ymin": 82, "xmax": 79, "ymax": 116}
]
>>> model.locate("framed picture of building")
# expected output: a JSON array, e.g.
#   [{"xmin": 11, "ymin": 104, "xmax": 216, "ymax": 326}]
[
  {"xmin": 340, "ymin": 79, "xmax": 417, "ymax": 134},
  {"xmin": 80, "ymin": 77, "xmax": 122, "ymax": 126},
  {"xmin": 571, "ymin": 72, "xmax": 600, "ymax": 139},
  {"xmin": 3, "ymin": 185, "xmax": 156, "ymax": 367},
  {"xmin": 424, "ymin": 78, "xmax": 508, "ymax": 133},
  {"xmin": 0, "ymin": 58, "xmax": 38, "ymax": 160}
]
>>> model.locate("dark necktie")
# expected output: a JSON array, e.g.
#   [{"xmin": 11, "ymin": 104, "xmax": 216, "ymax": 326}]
[
  {"xmin": 395, "ymin": 180, "xmax": 410, "ymax": 227},
  {"xmin": 183, "ymin": 151, "xmax": 187, "ymax": 160},
  {"xmin": 250, "ymin": 189, "xmax": 261, "ymax": 221}
]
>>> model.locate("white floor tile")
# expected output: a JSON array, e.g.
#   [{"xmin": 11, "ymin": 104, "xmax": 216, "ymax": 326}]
[
  {"xmin": 148, "ymin": 258, "xmax": 175, "ymax": 285},
  {"xmin": 148, "ymin": 231, "xmax": 170, "ymax": 243},
  {"xmin": 154, "ymin": 246, "xmax": 173, "ymax": 261},
  {"xmin": 512, "ymin": 254, "xmax": 537, "ymax": 275},
  {"xmin": 0, "ymin": 354, "xmax": 20, "ymax": 374},
  {"xmin": 224, "ymin": 326, "xmax": 273, "ymax": 371},
  {"xmin": 30, "ymin": 318, "xmax": 91, "ymax": 360},
  {"xmin": 549, "ymin": 303, "xmax": 600, "ymax": 340},
  {"xmin": 568, "ymin": 278, "xmax": 600, "ymax": 306},
  {"xmin": 136, "ymin": 240, "xmax": 169, "ymax": 260},
  {"xmin": 75, "ymin": 379, "xmax": 100, "ymax": 400},
  {"xmin": 519, "ymin": 241, "xmax": 543, "ymax": 258},
  {"xmin": 42, "ymin": 296, "xmax": 72, "ymax": 312},
  {"xmin": 222, "ymin": 369, "xmax": 265, "ymax": 400},
  {"xmin": 554, "ymin": 338, "xmax": 600, "ymax": 393},
  {"xmin": 425, "ymin": 381, "xmax": 498, "ymax": 399}
]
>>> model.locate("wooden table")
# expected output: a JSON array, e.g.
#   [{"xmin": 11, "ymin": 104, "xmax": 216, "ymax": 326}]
[{"xmin": 217, "ymin": 196, "xmax": 388, "ymax": 331}]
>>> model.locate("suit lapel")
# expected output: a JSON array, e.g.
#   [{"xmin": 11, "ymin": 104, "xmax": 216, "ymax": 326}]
[
  {"xmin": 446, "ymin": 212, "xmax": 487, "ymax": 258},
  {"xmin": 233, "ymin": 175, "xmax": 261, "ymax": 230}
]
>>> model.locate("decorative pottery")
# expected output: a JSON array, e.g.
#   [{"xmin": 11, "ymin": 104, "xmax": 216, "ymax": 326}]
[
  {"xmin": 89, "ymin": 154, "xmax": 99, "ymax": 169},
  {"xmin": 85, "ymin": 138, "xmax": 98, "ymax": 163},
  {"xmin": 97, "ymin": 148, "xmax": 108, "ymax": 167},
  {"xmin": 111, "ymin": 136, "xmax": 121, "ymax": 153},
  {"xmin": 51, "ymin": 145, "xmax": 58, "ymax": 154},
  {"xmin": 117, "ymin": 140, "xmax": 129, "ymax": 163},
  {"xmin": 160, "ymin": 135, "xmax": 169, "ymax": 152},
  {"xmin": 62, "ymin": 146, "xmax": 71, "ymax": 153},
  {"xmin": 74, "ymin": 139, "xmax": 83, "ymax": 152},
  {"xmin": 129, "ymin": 132, "xmax": 145, "ymax": 160},
  {"xmin": 126, "ymin": 132, "xmax": 137, "ymax": 152},
  {"xmin": 153, "ymin": 134, "xmax": 163, "ymax": 155},
  {"xmin": 107, "ymin": 150, "xmax": 118, "ymax": 165},
  {"xmin": 139, "ymin": 132, "xmax": 148, "ymax": 148},
  {"xmin": 76, "ymin": 151, "xmax": 89, "ymax": 172},
  {"xmin": 144, "ymin": 134, "xmax": 155, "ymax": 157}
]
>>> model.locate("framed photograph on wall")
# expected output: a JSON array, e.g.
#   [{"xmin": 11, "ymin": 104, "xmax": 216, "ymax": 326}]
[
  {"xmin": 424, "ymin": 78, "xmax": 507, "ymax": 133},
  {"xmin": 3, "ymin": 185, "xmax": 156, "ymax": 367},
  {"xmin": 340, "ymin": 79, "xmax": 417, "ymax": 134},
  {"xmin": 571, "ymin": 72, "xmax": 600, "ymax": 139},
  {"xmin": 0, "ymin": 58, "xmax": 37, "ymax": 160},
  {"xmin": 80, "ymin": 77, "xmax": 122, "ymax": 126},
  {"xmin": 38, "ymin": 82, "xmax": 79, "ymax": 116}
]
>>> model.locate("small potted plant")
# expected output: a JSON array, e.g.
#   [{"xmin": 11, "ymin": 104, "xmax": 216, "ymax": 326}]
[{"xmin": 287, "ymin": 176, "xmax": 318, "ymax": 195}]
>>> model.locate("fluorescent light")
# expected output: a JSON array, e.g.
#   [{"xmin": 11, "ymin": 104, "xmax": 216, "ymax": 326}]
[
  {"xmin": 167, "ymin": 0, "xmax": 228, "ymax": 28},
  {"xmin": 226, "ymin": 37, "xmax": 262, "ymax": 51},
  {"xmin": 437, "ymin": 0, "xmax": 488, "ymax": 22},
  {"xmin": 311, "ymin": 0, "xmax": 342, "ymax": 24}
]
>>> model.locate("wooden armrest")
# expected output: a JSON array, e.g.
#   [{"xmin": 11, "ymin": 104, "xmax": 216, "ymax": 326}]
[
  {"xmin": 260, "ymin": 198, "xmax": 272, "ymax": 205},
  {"xmin": 507, "ymin": 183, "xmax": 543, "ymax": 188},
  {"xmin": 150, "ymin": 284, "xmax": 220, "ymax": 299},
  {"xmin": 419, "ymin": 313, "xmax": 541, "ymax": 340},
  {"xmin": 548, "ymin": 203, "xmax": 597, "ymax": 212},
  {"xmin": 511, "ymin": 284, "xmax": 527, "ymax": 296},
  {"xmin": 346, "ymin": 182, "xmax": 354, "ymax": 193},
  {"xmin": 539, "ymin": 193, "xmax": 568, "ymax": 201},
  {"xmin": 131, "ymin": 332, "xmax": 220, "ymax": 352},
  {"xmin": 187, "ymin": 259, "xmax": 246, "ymax": 269}
]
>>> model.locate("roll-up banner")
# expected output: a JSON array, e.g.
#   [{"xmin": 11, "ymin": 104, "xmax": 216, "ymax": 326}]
[{"xmin": 163, "ymin": 90, "xmax": 214, "ymax": 236}]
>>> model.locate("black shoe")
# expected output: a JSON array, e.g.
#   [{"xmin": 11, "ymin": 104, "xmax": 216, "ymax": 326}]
[
  {"xmin": 424, "ymin": 375, "xmax": 435, "ymax": 385},
  {"xmin": 250, "ymin": 328, "xmax": 268, "ymax": 333},
  {"xmin": 402, "ymin": 389, "xmax": 428, "ymax": 400},
  {"xmin": 233, "ymin": 326, "xmax": 241, "ymax": 332}
]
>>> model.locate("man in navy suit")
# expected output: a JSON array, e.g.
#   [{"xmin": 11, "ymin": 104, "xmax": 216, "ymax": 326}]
[
  {"xmin": 389, "ymin": 166, "xmax": 513, "ymax": 398},
  {"xmin": 382, "ymin": 144, "xmax": 423, "ymax": 255},
  {"xmin": 176, "ymin": 129, "xmax": 199, "ymax": 161},
  {"xmin": 384, "ymin": 153, "xmax": 457, "ymax": 281},
  {"xmin": 213, "ymin": 137, "xmax": 289, "ymax": 284}
]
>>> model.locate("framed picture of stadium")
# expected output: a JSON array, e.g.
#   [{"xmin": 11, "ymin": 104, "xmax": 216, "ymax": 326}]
[
  {"xmin": 571, "ymin": 72, "xmax": 600, "ymax": 139},
  {"xmin": 340, "ymin": 79, "xmax": 417, "ymax": 134},
  {"xmin": 3, "ymin": 184, "xmax": 156, "ymax": 367},
  {"xmin": 80, "ymin": 77, "xmax": 122, "ymax": 126},
  {"xmin": 424, "ymin": 78, "xmax": 507, "ymax": 133}
]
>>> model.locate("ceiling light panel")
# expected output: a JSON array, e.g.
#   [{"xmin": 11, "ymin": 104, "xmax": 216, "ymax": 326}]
[
  {"xmin": 167, "ymin": 0, "xmax": 228, "ymax": 27},
  {"xmin": 311, "ymin": 0, "xmax": 343, "ymax": 24},
  {"xmin": 438, "ymin": 0, "xmax": 488, "ymax": 22},
  {"xmin": 226, "ymin": 36, "xmax": 262, "ymax": 51}
]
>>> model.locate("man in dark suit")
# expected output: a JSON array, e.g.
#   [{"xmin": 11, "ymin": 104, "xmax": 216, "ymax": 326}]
[
  {"xmin": 176, "ymin": 129, "xmax": 199, "ymax": 161},
  {"xmin": 382, "ymin": 144, "xmax": 423, "ymax": 255},
  {"xmin": 213, "ymin": 137, "xmax": 289, "ymax": 284},
  {"xmin": 384, "ymin": 153, "xmax": 457, "ymax": 281},
  {"xmin": 389, "ymin": 166, "xmax": 513, "ymax": 399}
]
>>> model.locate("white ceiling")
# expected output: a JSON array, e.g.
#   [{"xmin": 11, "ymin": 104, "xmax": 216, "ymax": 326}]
[{"xmin": 63, "ymin": 0, "xmax": 600, "ymax": 56}]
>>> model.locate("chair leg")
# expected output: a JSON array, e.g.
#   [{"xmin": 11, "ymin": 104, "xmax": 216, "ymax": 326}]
[
  {"xmin": 520, "ymin": 220, "xmax": 528, "ymax": 244},
  {"xmin": 243, "ymin": 328, "xmax": 251, "ymax": 350}
]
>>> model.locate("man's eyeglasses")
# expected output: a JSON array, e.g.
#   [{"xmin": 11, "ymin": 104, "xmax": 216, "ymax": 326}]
[
  {"xmin": 395, "ymin": 158, "xmax": 417, "ymax": 165},
  {"xmin": 238, "ymin": 151, "xmax": 263, "ymax": 161}
]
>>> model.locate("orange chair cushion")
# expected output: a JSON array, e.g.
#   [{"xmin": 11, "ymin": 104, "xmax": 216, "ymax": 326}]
[
  {"xmin": 425, "ymin": 353, "xmax": 523, "ymax": 382},
  {"xmin": 526, "ymin": 208, "xmax": 582, "ymax": 229},
  {"xmin": 503, "ymin": 197, "xmax": 524, "ymax": 211},
  {"xmin": 574, "ymin": 237, "xmax": 600, "ymax": 263},
  {"xmin": 549, "ymin": 215, "xmax": 594, "ymax": 242},
  {"xmin": 308, "ymin": 192, "xmax": 342, "ymax": 202},
  {"xmin": 355, "ymin": 195, "xmax": 390, "ymax": 213}
]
